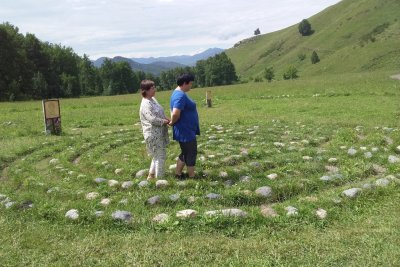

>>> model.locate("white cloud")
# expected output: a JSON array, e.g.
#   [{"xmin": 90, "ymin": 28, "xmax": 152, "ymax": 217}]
[{"xmin": 0, "ymin": 0, "xmax": 342, "ymax": 59}]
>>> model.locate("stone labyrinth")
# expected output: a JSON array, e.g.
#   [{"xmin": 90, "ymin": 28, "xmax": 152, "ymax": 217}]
[{"xmin": 1, "ymin": 120, "xmax": 399, "ymax": 228}]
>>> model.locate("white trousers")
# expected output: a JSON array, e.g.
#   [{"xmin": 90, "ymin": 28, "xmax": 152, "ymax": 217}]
[{"xmin": 148, "ymin": 147, "xmax": 166, "ymax": 178}]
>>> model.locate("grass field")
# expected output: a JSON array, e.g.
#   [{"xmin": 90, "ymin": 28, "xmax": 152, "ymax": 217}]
[{"xmin": 1, "ymin": 71, "xmax": 400, "ymax": 266}]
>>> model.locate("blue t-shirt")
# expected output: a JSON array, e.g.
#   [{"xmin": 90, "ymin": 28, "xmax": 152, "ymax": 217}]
[{"xmin": 170, "ymin": 89, "xmax": 200, "ymax": 142}]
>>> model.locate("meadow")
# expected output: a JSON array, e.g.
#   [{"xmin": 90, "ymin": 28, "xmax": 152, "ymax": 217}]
[{"xmin": 1, "ymin": 71, "xmax": 400, "ymax": 266}]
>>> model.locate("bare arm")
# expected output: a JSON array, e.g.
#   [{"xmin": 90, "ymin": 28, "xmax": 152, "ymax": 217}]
[{"xmin": 168, "ymin": 108, "xmax": 181, "ymax": 126}]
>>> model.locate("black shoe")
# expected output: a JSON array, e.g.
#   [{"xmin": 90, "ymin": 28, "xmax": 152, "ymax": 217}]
[{"xmin": 175, "ymin": 173, "xmax": 189, "ymax": 180}]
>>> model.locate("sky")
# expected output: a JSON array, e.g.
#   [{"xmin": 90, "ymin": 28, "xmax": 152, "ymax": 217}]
[{"xmin": 1, "ymin": 0, "xmax": 341, "ymax": 59}]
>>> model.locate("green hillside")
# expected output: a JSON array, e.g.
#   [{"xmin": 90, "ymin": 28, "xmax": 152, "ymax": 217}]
[{"xmin": 226, "ymin": 0, "xmax": 400, "ymax": 80}]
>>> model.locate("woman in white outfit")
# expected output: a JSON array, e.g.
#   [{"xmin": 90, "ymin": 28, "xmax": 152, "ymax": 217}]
[{"xmin": 139, "ymin": 80, "xmax": 170, "ymax": 180}]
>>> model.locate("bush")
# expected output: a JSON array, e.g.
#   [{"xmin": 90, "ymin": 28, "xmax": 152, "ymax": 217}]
[
  {"xmin": 283, "ymin": 66, "xmax": 299, "ymax": 80},
  {"xmin": 264, "ymin": 67, "xmax": 275, "ymax": 82},
  {"xmin": 311, "ymin": 51, "xmax": 320, "ymax": 64}
]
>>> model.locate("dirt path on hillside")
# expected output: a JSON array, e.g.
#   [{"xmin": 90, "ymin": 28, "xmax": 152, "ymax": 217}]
[{"xmin": 390, "ymin": 74, "xmax": 400, "ymax": 80}]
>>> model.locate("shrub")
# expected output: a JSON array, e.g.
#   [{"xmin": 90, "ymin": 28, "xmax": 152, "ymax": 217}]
[
  {"xmin": 311, "ymin": 51, "xmax": 320, "ymax": 64},
  {"xmin": 283, "ymin": 66, "xmax": 299, "ymax": 80}
]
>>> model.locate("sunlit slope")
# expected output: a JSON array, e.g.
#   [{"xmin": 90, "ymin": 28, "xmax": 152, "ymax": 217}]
[{"xmin": 226, "ymin": 0, "xmax": 400, "ymax": 79}]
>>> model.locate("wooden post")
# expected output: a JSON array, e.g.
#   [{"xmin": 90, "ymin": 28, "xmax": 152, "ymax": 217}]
[{"xmin": 206, "ymin": 90, "xmax": 212, "ymax": 108}]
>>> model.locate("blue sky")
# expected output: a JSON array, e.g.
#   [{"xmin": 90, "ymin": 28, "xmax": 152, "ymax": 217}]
[{"xmin": 1, "ymin": 0, "xmax": 341, "ymax": 59}]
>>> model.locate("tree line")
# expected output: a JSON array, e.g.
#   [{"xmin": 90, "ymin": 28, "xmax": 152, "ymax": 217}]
[{"xmin": 0, "ymin": 22, "xmax": 237, "ymax": 101}]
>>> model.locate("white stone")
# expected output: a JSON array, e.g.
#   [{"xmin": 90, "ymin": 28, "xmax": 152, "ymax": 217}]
[
  {"xmin": 136, "ymin": 169, "xmax": 148, "ymax": 178},
  {"xmin": 176, "ymin": 209, "xmax": 197, "ymax": 218},
  {"xmin": 49, "ymin": 158, "xmax": 59, "ymax": 165},
  {"xmin": 285, "ymin": 206, "xmax": 298, "ymax": 216},
  {"xmin": 267, "ymin": 173, "xmax": 278, "ymax": 180},
  {"xmin": 347, "ymin": 148, "xmax": 357, "ymax": 156},
  {"xmin": 100, "ymin": 198, "xmax": 111, "ymax": 206},
  {"xmin": 114, "ymin": 168, "xmax": 123, "ymax": 175},
  {"xmin": 152, "ymin": 213, "xmax": 169, "ymax": 223},
  {"xmin": 219, "ymin": 171, "xmax": 228, "ymax": 178},
  {"xmin": 328, "ymin": 158, "xmax": 338, "ymax": 163},
  {"xmin": 274, "ymin": 142, "xmax": 285, "ymax": 147},
  {"xmin": 94, "ymin": 177, "xmax": 107, "ymax": 183},
  {"xmin": 169, "ymin": 164, "xmax": 177, "ymax": 170},
  {"xmin": 156, "ymin": 180, "xmax": 169, "ymax": 188},
  {"xmin": 364, "ymin": 152, "xmax": 373, "ymax": 158},
  {"xmin": 315, "ymin": 208, "xmax": 327, "ymax": 219},
  {"xmin": 108, "ymin": 180, "xmax": 119, "ymax": 187},
  {"xmin": 86, "ymin": 192, "xmax": 99, "ymax": 200},
  {"xmin": 388, "ymin": 155, "xmax": 400, "ymax": 163},
  {"xmin": 396, "ymin": 145, "xmax": 400, "ymax": 153},
  {"xmin": 342, "ymin": 188, "xmax": 362, "ymax": 198},
  {"xmin": 65, "ymin": 209, "xmax": 79, "ymax": 220},
  {"xmin": 302, "ymin": 156, "xmax": 312, "ymax": 160}
]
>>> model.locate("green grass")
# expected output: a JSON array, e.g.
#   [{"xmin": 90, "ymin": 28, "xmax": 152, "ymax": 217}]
[
  {"xmin": 1, "ymin": 72, "xmax": 400, "ymax": 266},
  {"xmin": 226, "ymin": 0, "xmax": 400, "ymax": 79}
]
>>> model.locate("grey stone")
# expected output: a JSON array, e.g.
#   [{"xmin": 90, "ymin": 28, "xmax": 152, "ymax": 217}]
[
  {"xmin": 138, "ymin": 180, "xmax": 149, "ymax": 187},
  {"xmin": 112, "ymin": 210, "xmax": 132, "ymax": 222},
  {"xmin": 95, "ymin": 211, "xmax": 104, "ymax": 217},
  {"xmin": 388, "ymin": 155, "xmax": 400, "ymax": 163},
  {"xmin": 239, "ymin": 175, "xmax": 251, "ymax": 183},
  {"xmin": 347, "ymin": 148, "xmax": 357, "ymax": 156},
  {"xmin": 94, "ymin": 177, "xmax": 107, "ymax": 184},
  {"xmin": 205, "ymin": 208, "xmax": 247, "ymax": 217},
  {"xmin": 206, "ymin": 193, "xmax": 222, "ymax": 199},
  {"xmin": 255, "ymin": 186, "xmax": 273, "ymax": 197},
  {"xmin": 121, "ymin": 181, "xmax": 133, "ymax": 189},
  {"xmin": 65, "ymin": 209, "xmax": 79, "ymax": 220},
  {"xmin": 342, "ymin": 188, "xmax": 362, "ymax": 198},
  {"xmin": 169, "ymin": 193, "xmax": 180, "ymax": 202},
  {"xmin": 375, "ymin": 178, "xmax": 390, "ymax": 187},
  {"xmin": 147, "ymin": 195, "xmax": 161, "ymax": 205}
]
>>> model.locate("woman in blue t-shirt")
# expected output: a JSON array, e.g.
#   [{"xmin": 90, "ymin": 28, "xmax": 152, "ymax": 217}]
[{"xmin": 169, "ymin": 73, "xmax": 200, "ymax": 179}]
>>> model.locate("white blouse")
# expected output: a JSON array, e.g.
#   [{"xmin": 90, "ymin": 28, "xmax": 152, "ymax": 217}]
[{"xmin": 139, "ymin": 97, "xmax": 169, "ymax": 146}]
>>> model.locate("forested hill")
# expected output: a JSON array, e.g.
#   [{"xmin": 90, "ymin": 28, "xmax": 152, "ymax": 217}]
[
  {"xmin": 93, "ymin": 56, "xmax": 186, "ymax": 76},
  {"xmin": 0, "ymin": 22, "xmax": 236, "ymax": 101},
  {"xmin": 226, "ymin": 0, "xmax": 400, "ymax": 80}
]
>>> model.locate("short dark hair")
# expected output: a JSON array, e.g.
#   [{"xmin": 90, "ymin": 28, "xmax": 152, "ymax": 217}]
[
  {"xmin": 140, "ymin": 80, "xmax": 155, "ymax": 97},
  {"xmin": 176, "ymin": 73, "xmax": 195, "ymax": 86}
]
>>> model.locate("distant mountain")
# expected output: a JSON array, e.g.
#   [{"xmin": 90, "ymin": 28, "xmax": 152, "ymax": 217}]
[
  {"xmin": 92, "ymin": 57, "xmax": 186, "ymax": 76},
  {"xmin": 131, "ymin": 48, "xmax": 225, "ymax": 66},
  {"xmin": 92, "ymin": 48, "xmax": 224, "ymax": 76}
]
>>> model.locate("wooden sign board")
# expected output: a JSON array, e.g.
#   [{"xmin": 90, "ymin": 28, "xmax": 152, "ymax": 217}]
[{"xmin": 42, "ymin": 99, "xmax": 61, "ymax": 135}]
